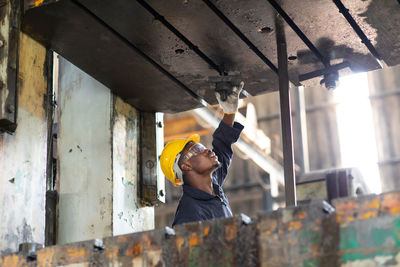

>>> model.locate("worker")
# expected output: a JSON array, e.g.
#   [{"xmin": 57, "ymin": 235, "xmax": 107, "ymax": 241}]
[{"xmin": 160, "ymin": 82, "xmax": 244, "ymax": 227}]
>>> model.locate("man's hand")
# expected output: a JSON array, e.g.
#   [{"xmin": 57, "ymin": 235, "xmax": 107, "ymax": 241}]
[{"xmin": 215, "ymin": 81, "xmax": 244, "ymax": 114}]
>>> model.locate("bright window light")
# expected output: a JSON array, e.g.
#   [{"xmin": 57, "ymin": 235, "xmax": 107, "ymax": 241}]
[{"xmin": 333, "ymin": 72, "xmax": 381, "ymax": 193}]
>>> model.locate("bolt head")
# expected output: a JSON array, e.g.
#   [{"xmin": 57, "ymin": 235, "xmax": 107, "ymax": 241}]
[{"xmin": 7, "ymin": 104, "xmax": 15, "ymax": 113}]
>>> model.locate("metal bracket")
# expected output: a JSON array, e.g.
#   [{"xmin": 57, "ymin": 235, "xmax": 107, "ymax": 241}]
[
  {"xmin": 139, "ymin": 111, "xmax": 165, "ymax": 206},
  {"xmin": 299, "ymin": 61, "xmax": 350, "ymax": 90}
]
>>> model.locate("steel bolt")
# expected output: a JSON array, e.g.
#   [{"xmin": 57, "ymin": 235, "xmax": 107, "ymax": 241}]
[
  {"xmin": 157, "ymin": 121, "xmax": 163, "ymax": 128},
  {"xmin": 146, "ymin": 160, "xmax": 154, "ymax": 169},
  {"xmin": 6, "ymin": 104, "xmax": 15, "ymax": 113}
]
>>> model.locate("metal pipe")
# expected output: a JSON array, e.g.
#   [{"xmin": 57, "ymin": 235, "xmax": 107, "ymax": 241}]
[
  {"xmin": 136, "ymin": 0, "xmax": 226, "ymax": 76},
  {"xmin": 266, "ymin": 0, "xmax": 329, "ymax": 67},
  {"xmin": 71, "ymin": 0, "xmax": 207, "ymax": 106},
  {"xmin": 202, "ymin": 0, "xmax": 278, "ymax": 74},
  {"xmin": 275, "ymin": 12, "xmax": 296, "ymax": 207},
  {"xmin": 332, "ymin": 0, "xmax": 383, "ymax": 67}
]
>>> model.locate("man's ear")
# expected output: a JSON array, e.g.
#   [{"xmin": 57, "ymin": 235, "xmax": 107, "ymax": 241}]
[{"xmin": 180, "ymin": 161, "xmax": 192, "ymax": 172}]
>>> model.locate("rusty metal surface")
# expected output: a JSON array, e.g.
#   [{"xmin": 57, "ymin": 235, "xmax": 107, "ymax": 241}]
[
  {"xmin": 3, "ymin": 191, "xmax": 400, "ymax": 266},
  {"xmin": 21, "ymin": 0, "xmax": 400, "ymax": 112}
]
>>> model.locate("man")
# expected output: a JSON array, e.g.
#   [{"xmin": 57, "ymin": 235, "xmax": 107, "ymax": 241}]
[{"xmin": 160, "ymin": 82, "xmax": 244, "ymax": 227}]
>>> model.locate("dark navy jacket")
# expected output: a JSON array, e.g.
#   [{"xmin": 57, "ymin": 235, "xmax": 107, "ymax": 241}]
[{"xmin": 172, "ymin": 121, "xmax": 244, "ymax": 227}]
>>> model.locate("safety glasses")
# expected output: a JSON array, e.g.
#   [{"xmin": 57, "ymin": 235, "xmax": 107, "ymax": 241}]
[{"xmin": 180, "ymin": 143, "xmax": 207, "ymax": 163}]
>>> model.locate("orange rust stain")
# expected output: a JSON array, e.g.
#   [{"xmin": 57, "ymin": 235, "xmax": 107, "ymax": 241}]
[
  {"xmin": 345, "ymin": 216, "xmax": 355, "ymax": 222},
  {"xmin": 2, "ymin": 255, "xmax": 25, "ymax": 266},
  {"xmin": 368, "ymin": 199, "xmax": 380, "ymax": 209},
  {"xmin": 34, "ymin": 0, "xmax": 44, "ymax": 6},
  {"xmin": 336, "ymin": 215, "xmax": 342, "ymax": 223},
  {"xmin": 126, "ymin": 243, "xmax": 143, "ymax": 256},
  {"xmin": 298, "ymin": 212, "xmax": 307, "ymax": 219},
  {"xmin": 224, "ymin": 223, "xmax": 238, "ymax": 241},
  {"xmin": 288, "ymin": 221, "xmax": 302, "ymax": 231},
  {"xmin": 142, "ymin": 235, "xmax": 151, "ymax": 248},
  {"xmin": 117, "ymin": 235, "xmax": 130, "ymax": 243},
  {"xmin": 204, "ymin": 226, "xmax": 210, "ymax": 236},
  {"xmin": 107, "ymin": 247, "xmax": 119, "ymax": 259},
  {"xmin": 262, "ymin": 230, "xmax": 271, "ymax": 236},
  {"xmin": 359, "ymin": 211, "xmax": 378, "ymax": 219},
  {"xmin": 189, "ymin": 233, "xmax": 200, "ymax": 247},
  {"xmin": 389, "ymin": 206, "xmax": 400, "ymax": 214},
  {"xmin": 37, "ymin": 248, "xmax": 55, "ymax": 266},
  {"xmin": 176, "ymin": 237, "xmax": 184, "ymax": 249},
  {"xmin": 66, "ymin": 247, "xmax": 86, "ymax": 259},
  {"xmin": 336, "ymin": 201, "xmax": 359, "ymax": 214},
  {"xmin": 381, "ymin": 194, "xmax": 400, "ymax": 213}
]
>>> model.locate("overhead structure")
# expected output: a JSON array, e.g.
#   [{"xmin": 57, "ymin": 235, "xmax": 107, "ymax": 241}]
[{"xmin": 21, "ymin": 0, "xmax": 400, "ymax": 112}]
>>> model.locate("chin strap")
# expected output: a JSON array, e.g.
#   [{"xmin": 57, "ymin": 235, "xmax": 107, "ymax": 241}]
[{"xmin": 172, "ymin": 153, "xmax": 184, "ymax": 186}]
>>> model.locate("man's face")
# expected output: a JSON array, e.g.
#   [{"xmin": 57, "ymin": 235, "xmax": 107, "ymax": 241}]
[{"xmin": 179, "ymin": 142, "xmax": 220, "ymax": 174}]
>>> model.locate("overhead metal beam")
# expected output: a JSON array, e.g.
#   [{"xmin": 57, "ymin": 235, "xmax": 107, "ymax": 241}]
[
  {"xmin": 332, "ymin": 0, "xmax": 383, "ymax": 67},
  {"xmin": 136, "ymin": 0, "xmax": 227, "ymax": 76},
  {"xmin": 202, "ymin": 0, "xmax": 279, "ymax": 75},
  {"xmin": 266, "ymin": 0, "xmax": 329, "ymax": 67},
  {"xmin": 71, "ymin": 0, "xmax": 207, "ymax": 106}
]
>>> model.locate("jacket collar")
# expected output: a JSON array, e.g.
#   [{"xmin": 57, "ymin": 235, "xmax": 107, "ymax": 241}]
[{"xmin": 183, "ymin": 182, "xmax": 221, "ymax": 200}]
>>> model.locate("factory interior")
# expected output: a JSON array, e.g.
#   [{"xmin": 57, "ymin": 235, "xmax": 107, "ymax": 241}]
[{"xmin": 2, "ymin": 0, "xmax": 400, "ymax": 266}]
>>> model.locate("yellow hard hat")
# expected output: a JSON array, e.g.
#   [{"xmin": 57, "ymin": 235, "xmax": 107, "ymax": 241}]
[{"xmin": 160, "ymin": 134, "xmax": 200, "ymax": 186}]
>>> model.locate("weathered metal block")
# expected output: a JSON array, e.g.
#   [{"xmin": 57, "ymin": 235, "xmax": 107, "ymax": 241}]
[
  {"xmin": 0, "ymin": 0, "xmax": 20, "ymax": 133},
  {"xmin": 333, "ymin": 190, "xmax": 400, "ymax": 224},
  {"xmin": 257, "ymin": 200, "xmax": 339, "ymax": 267},
  {"xmin": 339, "ymin": 215, "xmax": 400, "ymax": 266},
  {"xmin": 170, "ymin": 215, "xmax": 258, "ymax": 267}
]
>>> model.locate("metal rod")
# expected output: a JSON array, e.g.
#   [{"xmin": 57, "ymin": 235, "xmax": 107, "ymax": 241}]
[
  {"xmin": 266, "ymin": 0, "xmax": 329, "ymax": 67},
  {"xmin": 71, "ymin": 0, "xmax": 207, "ymax": 106},
  {"xmin": 202, "ymin": 0, "xmax": 278, "ymax": 74},
  {"xmin": 136, "ymin": 0, "xmax": 226, "ymax": 76},
  {"xmin": 275, "ymin": 12, "xmax": 296, "ymax": 207},
  {"xmin": 332, "ymin": 0, "xmax": 382, "ymax": 67}
]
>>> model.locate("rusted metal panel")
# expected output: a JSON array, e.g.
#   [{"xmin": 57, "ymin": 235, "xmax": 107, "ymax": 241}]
[
  {"xmin": 0, "ymin": 33, "xmax": 48, "ymax": 254},
  {"xmin": 0, "ymin": 0, "xmax": 20, "ymax": 133},
  {"xmin": 57, "ymin": 56, "xmax": 113, "ymax": 244},
  {"xmin": 4, "ymin": 191, "xmax": 400, "ymax": 266},
  {"xmin": 112, "ymin": 96, "xmax": 155, "ymax": 235},
  {"xmin": 257, "ymin": 200, "xmax": 338, "ymax": 267},
  {"xmin": 334, "ymin": 191, "xmax": 400, "ymax": 265}
]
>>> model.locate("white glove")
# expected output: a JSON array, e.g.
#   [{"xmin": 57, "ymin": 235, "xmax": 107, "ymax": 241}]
[{"xmin": 215, "ymin": 81, "xmax": 244, "ymax": 114}]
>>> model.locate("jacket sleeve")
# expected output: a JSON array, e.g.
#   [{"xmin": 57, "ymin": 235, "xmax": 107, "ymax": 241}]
[{"xmin": 212, "ymin": 121, "xmax": 244, "ymax": 186}]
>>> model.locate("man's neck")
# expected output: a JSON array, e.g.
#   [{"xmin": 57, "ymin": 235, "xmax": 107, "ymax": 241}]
[{"xmin": 186, "ymin": 174, "xmax": 215, "ymax": 195}]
